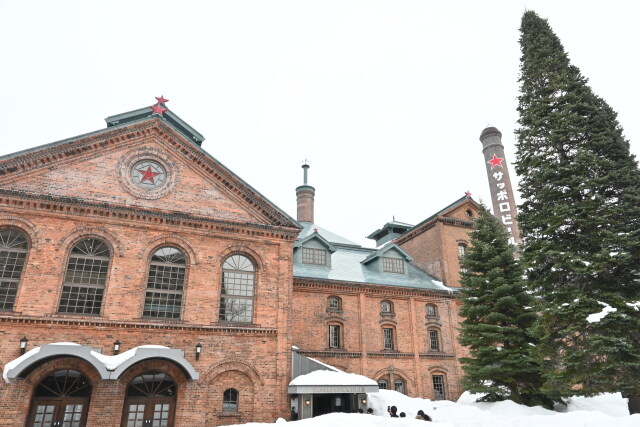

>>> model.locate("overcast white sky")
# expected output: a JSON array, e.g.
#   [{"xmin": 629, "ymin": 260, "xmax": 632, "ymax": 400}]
[{"xmin": 1, "ymin": 1, "xmax": 638, "ymax": 246}]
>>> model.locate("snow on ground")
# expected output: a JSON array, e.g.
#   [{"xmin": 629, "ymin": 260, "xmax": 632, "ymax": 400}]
[{"xmin": 226, "ymin": 389, "xmax": 639, "ymax": 427}]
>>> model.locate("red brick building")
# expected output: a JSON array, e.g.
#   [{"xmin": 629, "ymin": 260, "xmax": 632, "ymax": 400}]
[{"xmin": 0, "ymin": 102, "xmax": 476, "ymax": 426}]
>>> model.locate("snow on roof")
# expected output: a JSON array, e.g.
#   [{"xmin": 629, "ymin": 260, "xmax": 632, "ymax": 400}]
[
  {"xmin": 2, "ymin": 347, "xmax": 40, "ymax": 382},
  {"xmin": 2, "ymin": 343, "xmax": 171, "ymax": 382},
  {"xmin": 289, "ymin": 370, "xmax": 377, "ymax": 387}
]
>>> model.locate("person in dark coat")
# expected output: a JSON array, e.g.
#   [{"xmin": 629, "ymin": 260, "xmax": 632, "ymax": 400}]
[
  {"xmin": 367, "ymin": 408, "xmax": 374, "ymax": 415},
  {"xmin": 389, "ymin": 406, "xmax": 399, "ymax": 418},
  {"xmin": 415, "ymin": 409, "xmax": 433, "ymax": 421}
]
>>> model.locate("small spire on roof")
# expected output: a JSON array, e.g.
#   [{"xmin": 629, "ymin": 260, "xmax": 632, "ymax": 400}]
[{"xmin": 302, "ymin": 160, "xmax": 310, "ymax": 185}]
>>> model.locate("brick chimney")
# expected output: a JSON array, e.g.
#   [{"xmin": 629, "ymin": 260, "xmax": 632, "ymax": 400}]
[
  {"xmin": 479, "ymin": 126, "xmax": 521, "ymax": 245},
  {"xmin": 296, "ymin": 163, "xmax": 315, "ymax": 223}
]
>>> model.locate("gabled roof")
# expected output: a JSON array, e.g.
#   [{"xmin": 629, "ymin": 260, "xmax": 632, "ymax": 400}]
[
  {"xmin": 0, "ymin": 104, "xmax": 300, "ymax": 230},
  {"xmin": 293, "ymin": 231, "xmax": 337, "ymax": 253},
  {"xmin": 366, "ymin": 220, "xmax": 414, "ymax": 240},
  {"xmin": 361, "ymin": 243, "xmax": 413, "ymax": 265}
]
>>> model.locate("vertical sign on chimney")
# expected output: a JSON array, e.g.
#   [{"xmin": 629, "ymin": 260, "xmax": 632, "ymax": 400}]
[{"xmin": 479, "ymin": 127, "xmax": 521, "ymax": 245}]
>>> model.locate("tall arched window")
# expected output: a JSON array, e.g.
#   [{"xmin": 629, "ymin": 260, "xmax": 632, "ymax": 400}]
[
  {"xmin": 58, "ymin": 238, "xmax": 110, "ymax": 315},
  {"xmin": 122, "ymin": 371, "xmax": 176, "ymax": 427},
  {"xmin": 27, "ymin": 369, "xmax": 91, "ymax": 427},
  {"xmin": 0, "ymin": 228, "xmax": 29, "ymax": 311},
  {"xmin": 143, "ymin": 247, "xmax": 186, "ymax": 319},
  {"xmin": 223, "ymin": 388, "xmax": 239, "ymax": 412},
  {"xmin": 219, "ymin": 254, "xmax": 255, "ymax": 323}
]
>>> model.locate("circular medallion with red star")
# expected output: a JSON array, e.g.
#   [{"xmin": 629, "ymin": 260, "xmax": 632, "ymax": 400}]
[{"xmin": 131, "ymin": 160, "xmax": 166, "ymax": 190}]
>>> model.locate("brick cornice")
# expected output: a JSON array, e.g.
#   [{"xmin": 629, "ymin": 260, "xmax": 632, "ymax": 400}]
[
  {"xmin": 0, "ymin": 314, "xmax": 278, "ymax": 335},
  {"xmin": 396, "ymin": 216, "xmax": 473, "ymax": 245},
  {"xmin": 0, "ymin": 190, "xmax": 300, "ymax": 241},
  {"xmin": 293, "ymin": 278, "xmax": 456, "ymax": 300},
  {"xmin": 0, "ymin": 119, "xmax": 299, "ymax": 229}
]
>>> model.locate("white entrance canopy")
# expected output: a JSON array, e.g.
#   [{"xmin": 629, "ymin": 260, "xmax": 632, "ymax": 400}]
[{"xmin": 288, "ymin": 370, "xmax": 379, "ymax": 394}]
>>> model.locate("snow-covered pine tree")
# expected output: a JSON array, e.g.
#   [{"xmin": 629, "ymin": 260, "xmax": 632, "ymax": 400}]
[
  {"xmin": 458, "ymin": 205, "xmax": 552, "ymax": 408},
  {"xmin": 516, "ymin": 11, "xmax": 640, "ymax": 399}
]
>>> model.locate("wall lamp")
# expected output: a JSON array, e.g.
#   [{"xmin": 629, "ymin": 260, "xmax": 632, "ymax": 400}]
[
  {"xmin": 20, "ymin": 337, "xmax": 28, "ymax": 355},
  {"xmin": 361, "ymin": 398, "xmax": 367, "ymax": 405},
  {"xmin": 304, "ymin": 399, "xmax": 311, "ymax": 406},
  {"xmin": 195, "ymin": 343, "xmax": 202, "ymax": 360},
  {"xmin": 113, "ymin": 340, "xmax": 121, "ymax": 355}
]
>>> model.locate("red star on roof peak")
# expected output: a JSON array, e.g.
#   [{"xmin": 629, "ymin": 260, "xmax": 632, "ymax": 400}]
[
  {"xmin": 487, "ymin": 154, "xmax": 504, "ymax": 169},
  {"xmin": 138, "ymin": 166, "xmax": 160, "ymax": 184},
  {"xmin": 150, "ymin": 104, "xmax": 167, "ymax": 116},
  {"xmin": 155, "ymin": 95, "xmax": 169, "ymax": 104},
  {"xmin": 313, "ymin": 228, "xmax": 319, "ymax": 233},
  {"xmin": 465, "ymin": 191, "xmax": 472, "ymax": 197}
]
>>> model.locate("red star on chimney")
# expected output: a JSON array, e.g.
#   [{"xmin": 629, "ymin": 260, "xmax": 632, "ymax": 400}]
[
  {"xmin": 150, "ymin": 104, "xmax": 167, "ymax": 116},
  {"xmin": 487, "ymin": 154, "xmax": 504, "ymax": 169},
  {"xmin": 155, "ymin": 95, "xmax": 169, "ymax": 104}
]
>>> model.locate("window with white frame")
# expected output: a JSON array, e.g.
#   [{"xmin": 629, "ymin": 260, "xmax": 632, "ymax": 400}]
[
  {"xmin": 143, "ymin": 247, "xmax": 186, "ymax": 319},
  {"xmin": 394, "ymin": 379, "xmax": 405, "ymax": 394},
  {"xmin": 381, "ymin": 300, "xmax": 392, "ymax": 314},
  {"xmin": 432, "ymin": 375, "xmax": 446, "ymax": 400},
  {"xmin": 329, "ymin": 324, "xmax": 340, "ymax": 348},
  {"xmin": 458, "ymin": 243, "xmax": 467, "ymax": 258},
  {"xmin": 378, "ymin": 379, "xmax": 388, "ymax": 390},
  {"xmin": 426, "ymin": 304, "xmax": 438, "ymax": 317},
  {"xmin": 429, "ymin": 329, "xmax": 440, "ymax": 351},
  {"xmin": 383, "ymin": 328, "xmax": 394, "ymax": 350},
  {"xmin": 0, "ymin": 228, "xmax": 29, "ymax": 311},
  {"xmin": 219, "ymin": 254, "xmax": 255, "ymax": 323}
]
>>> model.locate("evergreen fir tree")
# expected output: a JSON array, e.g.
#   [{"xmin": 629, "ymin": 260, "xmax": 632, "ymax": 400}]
[
  {"xmin": 458, "ymin": 205, "xmax": 552, "ymax": 408},
  {"xmin": 515, "ymin": 11, "xmax": 640, "ymax": 397}
]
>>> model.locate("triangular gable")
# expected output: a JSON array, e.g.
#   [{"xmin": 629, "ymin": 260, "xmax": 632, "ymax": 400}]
[
  {"xmin": 294, "ymin": 232, "xmax": 337, "ymax": 253},
  {"xmin": 361, "ymin": 243, "xmax": 413, "ymax": 265},
  {"xmin": 0, "ymin": 106, "xmax": 299, "ymax": 230}
]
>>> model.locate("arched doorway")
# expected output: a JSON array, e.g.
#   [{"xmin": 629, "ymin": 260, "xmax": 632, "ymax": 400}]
[
  {"xmin": 121, "ymin": 371, "xmax": 176, "ymax": 427},
  {"xmin": 27, "ymin": 369, "xmax": 92, "ymax": 427}
]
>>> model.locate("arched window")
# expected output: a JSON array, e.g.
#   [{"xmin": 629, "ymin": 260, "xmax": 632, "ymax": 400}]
[
  {"xmin": 377, "ymin": 379, "xmax": 388, "ymax": 390},
  {"xmin": 27, "ymin": 369, "xmax": 91, "ymax": 427},
  {"xmin": 327, "ymin": 296, "xmax": 341, "ymax": 310},
  {"xmin": 380, "ymin": 300, "xmax": 393, "ymax": 314},
  {"xmin": 143, "ymin": 247, "xmax": 186, "ymax": 319},
  {"xmin": 122, "ymin": 371, "xmax": 176, "ymax": 427},
  {"xmin": 394, "ymin": 379, "xmax": 405, "ymax": 394},
  {"xmin": 458, "ymin": 243, "xmax": 467, "ymax": 258},
  {"xmin": 219, "ymin": 254, "xmax": 255, "ymax": 323},
  {"xmin": 0, "ymin": 228, "xmax": 29, "ymax": 311},
  {"xmin": 58, "ymin": 238, "xmax": 110, "ymax": 315},
  {"xmin": 432, "ymin": 374, "xmax": 446, "ymax": 400},
  {"xmin": 426, "ymin": 304, "xmax": 438, "ymax": 318},
  {"xmin": 223, "ymin": 388, "xmax": 239, "ymax": 412}
]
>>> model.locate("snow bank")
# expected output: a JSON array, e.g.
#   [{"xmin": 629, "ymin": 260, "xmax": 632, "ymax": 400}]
[
  {"xmin": 224, "ymin": 390, "xmax": 638, "ymax": 427},
  {"xmin": 289, "ymin": 370, "xmax": 377, "ymax": 386}
]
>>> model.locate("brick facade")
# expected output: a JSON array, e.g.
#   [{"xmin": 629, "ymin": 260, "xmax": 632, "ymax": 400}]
[{"xmin": 0, "ymin": 107, "xmax": 475, "ymax": 426}]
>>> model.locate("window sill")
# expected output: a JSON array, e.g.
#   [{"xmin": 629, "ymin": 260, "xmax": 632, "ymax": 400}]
[
  {"xmin": 218, "ymin": 412, "xmax": 241, "ymax": 417},
  {"xmin": 326, "ymin": 308, "xmax": 343, "ymax": 314},
  {"xmin": 380, "ymin": 312, "xmax": 396, "ymax": 318},
  {"xmin": 49, "ymin": 313, "xmax": 103, "ymax": 319}
]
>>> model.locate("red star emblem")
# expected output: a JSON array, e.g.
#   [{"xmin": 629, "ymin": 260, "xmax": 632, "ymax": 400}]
[
  {"xmin": 313, "ymin": 228, "xmax": 318, "ymax": 233},
  {"xmin": 138, "ymin": 166, "xmax": 161, "ymax": 184},
  {"xmin": 487, "ymin": 154, "xmax": 504, "ymax": 169},
  {"xmin": 465, "ymin": 191, "xmax": 472, "ymax": 197},
  {"xmin": 155, "ymin": 95, "xmax": 169, "ymax": 104},
  {"xmin": 150, "ymin": 104, "xmax": 167, "ymax": 115}
]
